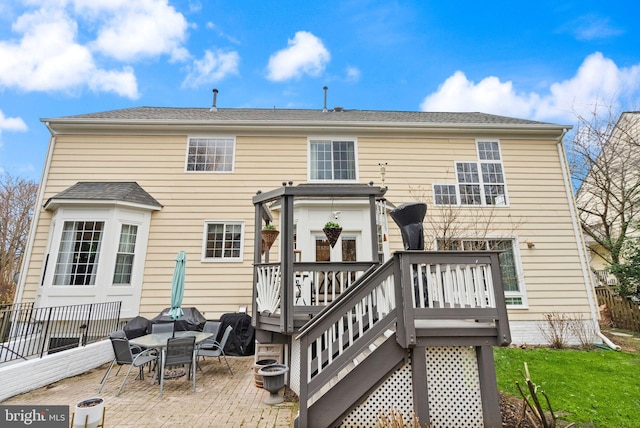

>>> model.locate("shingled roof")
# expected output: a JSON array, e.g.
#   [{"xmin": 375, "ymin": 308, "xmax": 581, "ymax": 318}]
[
  {"xmin": 44, "ymin": 182, "xmax": 162, "ymax": 210},
  {"xmin": 43, "ymin": 107, "xmax": 558, "ymax": 127}
]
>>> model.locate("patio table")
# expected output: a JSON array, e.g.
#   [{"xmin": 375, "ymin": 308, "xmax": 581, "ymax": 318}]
[
  {"xmin": 129, "ymin": 331, "xmax": 214, "ymax": 381},
  {"xmin": 129, "ymin": 330, "xmax": 213, "ymax": 349}
]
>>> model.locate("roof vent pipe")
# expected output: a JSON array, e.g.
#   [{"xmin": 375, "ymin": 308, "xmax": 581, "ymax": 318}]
[
  {"xmin": 210, "ymin": 88, "xmax": 218, "ymax": 112},
  {"xmin": 323, "ymin": 86, "xmax": 328, "ymax": 112}
]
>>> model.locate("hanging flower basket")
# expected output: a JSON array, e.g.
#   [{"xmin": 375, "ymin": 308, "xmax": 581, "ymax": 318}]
[
  {"xmin": 261, "ymin": 229, "xmax": 280, "ymax": 254},
  {"xmin": 323, "ymin": 222, "xmax": 342, "ymax": 248}
]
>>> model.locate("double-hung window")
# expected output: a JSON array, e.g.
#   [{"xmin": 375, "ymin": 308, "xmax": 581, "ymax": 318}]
[
  {"xmin": 309, "ymin": 139, "xmax": 357, "ymax": 181},
  {"xmin": 187, "ymin": 137, "xmax": 235, "ymax": 172},
  {"xmin": 204, "ymin": 222, "xmax": 244, "ymax": 261},
  {"xmin": 434, "ymin": 140, "xmax": 507, "ymax": 206},
  {"xmin": 113, "ymin": 224, "xmax": 138, "ymax": 285}
]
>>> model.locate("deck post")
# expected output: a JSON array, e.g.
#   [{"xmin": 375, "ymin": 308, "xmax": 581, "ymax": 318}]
[
  {"xmin": 298, "ymin": 335, "xmax": 309, "ymax": 428},
  {"xmin": 410, "ymin": 346, "xmax": 430, "ymax": 426},
  {"xmin": 368, "ymin": 194, "xmax": 379, "ymax": 261},
  {"xmin": 398, "ymin": 253, "xmax": 417, "ymax": 347},
  {"xmin": 252, "ymin": 202, "xmax": 262, "ymax": 328},
  {"xmin": 283, "ymin": 193, "xmax": 295, "ymax": 333},
  {"xmin": 476, "ymin": 345, "xmax": 502, "ymax": 428}
]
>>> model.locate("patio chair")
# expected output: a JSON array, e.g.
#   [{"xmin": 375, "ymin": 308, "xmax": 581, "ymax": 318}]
[
  {"xmin": 101, "ymin": 330, "xmax": 146, "ymax": 379},
  {"xmin": 98, "ymin": 336, "xmax": 158, "ymax": 397},
  {"xmin": 195, "ymin": 321, "xmax": 220, "ymax": 371},
  {"xmin": 201, "ymin": 320, "xmax": 221, "ymax": 345},
  {"xmin": 196, "ymin": 325, "xmax": 234, "ymax": 375},
  {"xmin": 159, "ymin": 336, "xmax": 197, "ymax": 398},
  {"xmin": 152, "ymin": 322, "xmax": 175, "ymax": 335}
]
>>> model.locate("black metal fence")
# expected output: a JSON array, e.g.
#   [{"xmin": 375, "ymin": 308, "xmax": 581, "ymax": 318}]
[{"xmin": 0, "ymin": 301, "xmax": 121, "ymax": 364}]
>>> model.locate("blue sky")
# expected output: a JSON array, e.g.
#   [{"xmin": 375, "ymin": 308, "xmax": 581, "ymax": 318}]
[{"xmin": 1, "ymin": 0, "xmax": 639, "ymax": 182}]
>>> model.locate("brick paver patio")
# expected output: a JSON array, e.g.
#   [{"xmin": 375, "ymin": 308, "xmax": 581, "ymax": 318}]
[{"xmin": 2, "ymin": 355, "xmax": 297, "ymax": 427}]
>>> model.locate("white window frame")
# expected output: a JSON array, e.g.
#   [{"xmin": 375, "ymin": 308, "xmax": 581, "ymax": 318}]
[
  {"xmin": 53, "ymin": 220, "xmax": 105, "ymax": 286},
  {"xmin": 433, "ymin": 139, "xmax": 509, "ymax": 206},
  {"xmin": 112, "ymin": 223, "xmax": 139, "ymax": 286},
  {"xmin": 308, "ymin": 137, "xmax": 359, "ymax": 182},
  {"xmin": 432, "ymin": 184, "xmax": 458, "ymax": 205},
  {"xmin": 202, "ymin": 221, "xmax": 245, "ymax": 262},
  {"xmin": 434, "ymin": 236, "xmax": 528, "ymax": 308},
  {"xmin": 185, "ymin": 136, "xmax": 236, "ymax": 173},
  {"xmin": 38, "ymin": 207, "xmax": 152, "ymax": 318}
]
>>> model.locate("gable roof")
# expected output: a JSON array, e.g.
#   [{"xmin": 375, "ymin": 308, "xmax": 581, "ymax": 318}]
[
  {"xmin": 42, "ymin": 107, "xmax": 570, "ymax": 130},
  {"xmin": 44, "ymin": 182, "xmax": 162, "ymax": 211},
  {"xmin": 46, "ymin": 107, "xmax": 548, "ymax": 125}
]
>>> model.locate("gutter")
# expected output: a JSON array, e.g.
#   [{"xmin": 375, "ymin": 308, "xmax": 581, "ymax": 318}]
[
  {"xmin": 13, "ymin": 122, "xmax": 56, "ymax": 305},
  {"xmin": 555, "ymin": 130, "xmax": 621, "ymax": 351}
]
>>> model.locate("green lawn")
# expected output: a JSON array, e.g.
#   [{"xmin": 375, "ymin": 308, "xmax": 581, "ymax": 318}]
[{"xmin": 494, "ymin": 347, "xmax": 640, "ymax": 427}]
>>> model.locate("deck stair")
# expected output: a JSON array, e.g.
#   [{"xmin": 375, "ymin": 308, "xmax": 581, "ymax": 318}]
[{"xmin": 294, "ymin": 251, "xmax": 510, "ymax": 428}]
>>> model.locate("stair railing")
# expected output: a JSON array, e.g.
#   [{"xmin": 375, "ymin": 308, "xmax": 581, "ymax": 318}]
[{"xmin": 296, "ymin": 257, "xmax": 398, "ymax": 427}]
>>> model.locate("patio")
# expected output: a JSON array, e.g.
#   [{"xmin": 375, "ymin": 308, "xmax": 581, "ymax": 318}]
[{"xmin": 2, "ymin": 355, "xmax": 297, "ymax": 427}]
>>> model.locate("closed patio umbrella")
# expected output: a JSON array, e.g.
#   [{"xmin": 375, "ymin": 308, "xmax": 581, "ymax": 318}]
[{"xmin": 168, "ymin": 251, "xmax": 186, "ymax": 320}]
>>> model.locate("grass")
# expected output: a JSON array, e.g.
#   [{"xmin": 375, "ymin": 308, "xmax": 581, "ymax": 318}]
[{"xmin": 495, "ymin": 346, "xmax": 640, "ymax": 427}]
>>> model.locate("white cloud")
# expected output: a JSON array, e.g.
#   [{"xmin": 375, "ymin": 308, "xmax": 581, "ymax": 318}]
[
  {"xmin": 0, "ymin": 110, "xmax": 27, "ymax": 152},
  {"xmin": 266, "ymin": 31, "xmax": 330, "ymax": 82},
  {"xmin": 0, "ymin": 110, "xmax": 28, "ymax": 133},
  {"xmin": 80, "ymin": 0, "xmax": 190, "ymax": 62},
  {"xmin": 420, "ymin": 52, "xmax": 640, "ymax": 123},
  {"xmin": 346, "ymin": 66, "xmax": 361, "ymax": 83},
  {"xmin": 420, "ymin": 71, "xmax": 539, "ymax": 118},
  {"xmin": 181, "ymin": 49, "xmax": 239, "ymax": 88},
  {"xmin": 562, "ymin": 14, "xmax": 624, "ymax": 41},
  {"xmin": 0, "ymin": 7, "xmax": 139, "ymax": 98},
  {"xmin": 537, "ymin": 52, "xmax": 640, "ymax": 120}
]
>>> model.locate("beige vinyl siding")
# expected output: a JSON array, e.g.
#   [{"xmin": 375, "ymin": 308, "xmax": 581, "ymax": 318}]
[
  {"xmin": 26, "ymin": 134, "xmax": 311, "ymax": 318},
  {"xmin": 22, "ymin": 129, "xmax": 593, "ymax": 323},
  {"xmin": 357, "ymin": 135, "xmax": 591, "ymax": 322}
]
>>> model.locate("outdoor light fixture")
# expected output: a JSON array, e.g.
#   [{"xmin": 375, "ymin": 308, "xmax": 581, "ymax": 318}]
[{"xmin": 526, "ymin": 242, "xmax": 535, "ymax": 249}]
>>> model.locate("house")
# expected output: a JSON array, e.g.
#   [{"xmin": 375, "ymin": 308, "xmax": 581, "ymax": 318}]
[
  {"xmin": 14, "ymin": 102, "xmax": 598, "ymax": 344},
  {"xmin": 12, "ymin": 100, "xmax": 604, "ymax": 425}
]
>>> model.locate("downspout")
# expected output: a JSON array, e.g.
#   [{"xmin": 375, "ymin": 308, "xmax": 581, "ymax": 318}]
[
  {"xmin": 13, "ymin": 122, "xmax": 56, "ymax": 305},
  {"xmin": 556, "ymin": 130, "xmax": 621, "ymax": 351}
]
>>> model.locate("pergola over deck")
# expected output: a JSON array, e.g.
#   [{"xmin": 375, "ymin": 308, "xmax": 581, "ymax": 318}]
[
  {"xmin": 251, "ymin": 183, "xmax": 387, "ymax": 335},
  {"xmin": 252, "ymin": 183, "xmax": 512, "ymax": 427}
]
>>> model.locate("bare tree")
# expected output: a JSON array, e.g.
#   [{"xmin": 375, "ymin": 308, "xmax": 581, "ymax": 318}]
[
  {"xmin": 571, "ymin": 107, "xmax": 640, "ymax": 282},
  {"xmin": 0, "ymin": 173, "xmax": 38, "ymax": 304},
  {"xmin": 408, "ymin": 185, "xmax": 524, "ymax": 250}
]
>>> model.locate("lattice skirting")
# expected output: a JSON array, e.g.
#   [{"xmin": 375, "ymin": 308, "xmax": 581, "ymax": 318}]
[
  {"xmin": 340, "ymin": 346, "xmax": 484, "ymax": 428},
  {"xmin": 289, "ymin": 335, "xmax": 301, "ymax": 397}
]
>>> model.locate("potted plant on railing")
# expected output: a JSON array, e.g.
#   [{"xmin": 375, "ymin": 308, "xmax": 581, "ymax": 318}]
[
  {"xmin": 261, "ymin": 224, "xmax": 279, "ymax": 254},
  {"xmin": 323, "ymin": 220, "xmax": 342, "ymax": 248}
]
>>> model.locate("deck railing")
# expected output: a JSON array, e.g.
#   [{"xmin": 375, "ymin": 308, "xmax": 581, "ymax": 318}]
[
  {"xmin": 254, "ymin": 261, "xmax": 378, "ymax": 332},
  {"xmin": 295, "ymin": 251, "xmax": 510, "ymax": 427},
  {"xmin": 0, "ymin": 301, "xmax": 121, "ymax": 364}
]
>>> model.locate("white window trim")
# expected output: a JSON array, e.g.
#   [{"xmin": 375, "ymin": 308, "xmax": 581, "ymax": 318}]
[
  {"xmin": 307, "ymin": 137, "xmax": 359, "ymax": 183},
  {"xmin": 201, "ymin": 221, "xmax": 245, "ymax": 262},
  {"xmin": 37, "ymin": 207, "xmax": 152, "ymax": 318},
  {"xmin": 184, "ymin": 135, "xmax": 236, "ymax": 174},
  {"xmin": 433, "ymin": 139, "xmax": 509, "ymax": 207},
  {"xmin": 112, "ymin": 222, "xmax": 142, "ymax": 287},
  {"xmin": 476, "ymin": 138, "xmax": 503, "ymax": 161},
  {"xmin": 432, "ymin": 183, "xmax": 459, "ymax": 205},
  {"xmin": 433, "ymin": 235, "xmax": 528, "ymax": 309}
]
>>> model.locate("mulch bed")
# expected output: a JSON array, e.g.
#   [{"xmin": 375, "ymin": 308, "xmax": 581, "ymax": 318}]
[{"xmin": 500, "ymin": 393, "xmax": 539, "ymax": 428}]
